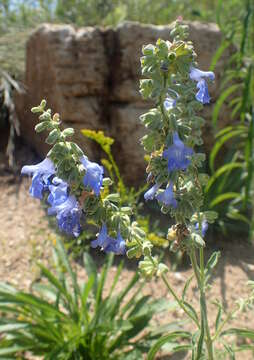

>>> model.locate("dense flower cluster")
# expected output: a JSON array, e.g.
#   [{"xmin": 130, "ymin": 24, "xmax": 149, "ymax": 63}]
[
  {"xmin": 144, "ymin": 65, "xmax": 214, "ymax": 211},
  {"xmin": 22, "ymin": 155, "xmax": 125, "ymax": 254}
]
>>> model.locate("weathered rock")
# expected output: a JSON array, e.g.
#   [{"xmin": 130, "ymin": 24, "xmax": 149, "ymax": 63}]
[
  {"xmin": 15, "ymin": 21, "xmax": 234, "ymax": 186},
  {"xmin": 110, "ymin": 104, "xmax": 149, "ymax": 185}
]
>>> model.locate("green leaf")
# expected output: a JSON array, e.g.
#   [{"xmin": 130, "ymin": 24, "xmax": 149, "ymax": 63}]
[
  {"xmin": 182, "ymin": 301, "xmax": 199, "ymax": 325},
  {"xmin": 37, "ymin": 263, "xmax": 74, "ymax": 312},
  {"xmin": 55, "ymin": 239, "xmax": 81, "ymax": 307},
  {"xmin": 35, "ymin": 121, "xmax": 49, "ymax": 133},
  {"xmin": 0, "ymin": 323, "xmax": 28, "ymax": 333},
  {"xmin": 0, "ymin": 345, "xmax": 31, "ymax": 356},
  {"xmin": 205, "ymin": 251, "xmax": 220, "ymax": 284},
  {"xmin": 210, "ymin": 192, "xmax": 241, "ymax": 208},
  {"xmin": 209, "ymin": 39, "xmax": 230, "ymax": 72},
  {"xmin": 83, "ymin": 252, "xmax": 98, "ymax": 296},
  {"xmin": 69, "ymin": 142, "xmax": 84, "ymax": 156},
  {"xmin": 62, "ymin": 127, "xmax": 74, "ymax": 138},
  {"xmin": 223, "ymin": 344, "xmax": 236, "ymax": 360},
  {"xmin": 46, "ymin": 129, "xmax": 59, "ymax": 145},
  {"xmin": 147, "ymin": 331, "xmax": 191, "ymax": 360},
  {"xmin": 182, "ymin": 275, "xmax": 194, "ymax": 301},
  {"xmin": 191, "ymin": 233, "xmax": 205, "ymax": 248},
  {"xmin": 222, "ymin": 328, "xmax": 254, "ymax": 341},
  {"xmin": 95, "ymin": 254, "xmax": 114, "ymax": 311},
  {"xmin": 212, "ymin": 85, "xmax": 239, "ymax": 128},
  {"xmin": 209, "ymin": 128, "xmax": 246, "ymax": 172},
  {"xmin": 124, "ymin": 349, "xmax": 144, "ymax": 359},
  {"xmin": 215, "ymin": 304, "xmax": 222, "ymax": 331},
  {"xmin": 196, "ymin": 325, "xmax": 205, "ymax": 360},
  {"xmin": 227, "ymin": 211, "xmax": 251, "ymax": 224},
  {"xmin": 244, "ymin": 110, "xmax": 254, "ymax": 207},
  {"xmin": 205, "ymin": 162, "xmax": 244, "ymax": 192}
]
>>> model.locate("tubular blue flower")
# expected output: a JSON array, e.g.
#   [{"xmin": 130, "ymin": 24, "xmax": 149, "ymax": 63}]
[
  {"xmin": 189, "ymin": 67, "xmax": 215, "ymax": 82},
  {"xmin": 156, "ymin": 183, "xmax": 177, "ymax": 208},
  {"xmin": 144, "ymin": 183, "xmax": 160, "ymax": 201},
  {"xmin": 48, "ymin": 195, "xmax": 81, "ymax": 237},
  {"xmin": 91, "ymin": 223, "xmax": 109, "ymax": 249},
  {"xmin": 196, "ymin": 79, "xmax": 210, "ymax": 104},
  {"xmin": 91, "ymin": 225, "xmax": 126, "ymax": 255},
  {"xmin": 189, "ymin": 67, "xmax": 215, "ymax": 104},
  {"xmin": 48, "ymin": 177, "xmax": 69, "ymax": 207},
  {"xmin": 21, "ymin": 158, "xmax": 55, "ymax": 199},
  {"xmin": 195, "ymin": 220, "xmax": 208, "ymax": 237},
  {"xmin": 163, "ymin": 132, "xmax": 193, "ymax": 172},
  {"xmin": 105, "ymin": 232, "xmax": 126, "ymax": 255},
  {"xmin": 80, "ymin": 156, "xmax": 104, "ymax": 196}
]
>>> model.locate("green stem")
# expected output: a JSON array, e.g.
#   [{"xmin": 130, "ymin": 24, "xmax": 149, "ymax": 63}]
[
  {"xmin": 190, "ymin": 248, "xmax": 214, "ymax": 360},
  {"xmin": 144, "ymin": 251, "xmax": 199, "ymax": 327},
  {"xmin": 212, "ymin": 306, "xmax": 238, "ymax": 342},
  {"xmin": 161, "ymin": 273, "xmax": 200, "ymax": 328}
]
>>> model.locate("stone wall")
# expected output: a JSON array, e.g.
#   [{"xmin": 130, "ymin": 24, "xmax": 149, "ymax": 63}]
[{"xmin": 15, "ymin": 21, "xmax": 235, "ymax": 186}]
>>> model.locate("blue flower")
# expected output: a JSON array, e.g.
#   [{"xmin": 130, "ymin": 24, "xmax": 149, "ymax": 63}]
[
  {"xmin": 164, "ymin": 96, "xmax": 176, "ymax": 111},
  {"xmin": 21, "ymin": 158, "xmax": 55, "ymax": 199},
  {"xmin": 144, "ymin": 183, "xmax": 160, "ymax": 201},
  {"xmin": 91, "ymin": 223, "xmax": 109, "ymax": 249},
  {"xmin": 196, "ymin": 79, "xmax": 211, "ymax": 104},
  {"xmin": 48, "ymin": 177, "xmax": 69, "ymax": 207},
  {"xmin": 189, "ymin": 67, "xmax": 215, "ymax": 82},
  {"xmin": 195, "ymin": 220, "xmax": 208, "ymax": 237},
  {"xmin": 91, "ymin": 225, "xmax": 126, "ymax": 255},
  {"xmin": 156, "ymin": 183, "xmax": 177, "ymax": 208},
  {"xmin": 48, "ymin": 195, "xmax": 81, "ymax": 237},
  {"xmin": 163, "ymin": 132, "xmax": 193, "ymax": 172},
  {"xmin": 189, "ymin": 67, "xmax": 215, "ymax": 104},
  {"xmin": 105, "ymin": 232, "xmax": 126, "ymax": 255},
  {"xmin": 80, "ymin": 156, "xmax": 104, "ymax": 196}
]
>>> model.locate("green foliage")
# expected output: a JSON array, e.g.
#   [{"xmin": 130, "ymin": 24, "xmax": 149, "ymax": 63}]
[
  {"xmin": 81, "ymin": 129, "xmax": 170, "ymax": 252},
  {"xmin": 204, "ymin": 0, "xmax": 254, "ymax": 237},
  {"xmin": 0, "ymin": 238, "xmax": 175, "ymax": 359}
]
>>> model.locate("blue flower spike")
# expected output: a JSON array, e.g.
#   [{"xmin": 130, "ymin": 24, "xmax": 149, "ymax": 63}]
[
  {"xmin": 156, "ymin": 183, "xmax": 177, "ymax": 208},
  {"xmin": 48, "ymin": 195, "xmax": 82, "ymax": 237},
  {"xmin": 189, "ymin": 67, "xmax": 215, "ymax": 104},
  {"xmin": 80, "ymin": 155, "xmax": 104, "ymax": 196},
  {"xmin": 21, "ymin": 158, "xmax": 55, "ymax": 199},
  {"xmin": 163, "ymin": 132, "xmax": 193, "ymax": 172}
]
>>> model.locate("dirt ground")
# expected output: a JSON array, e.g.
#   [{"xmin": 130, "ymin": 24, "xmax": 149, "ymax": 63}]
[{"xmin": 1, "ymin": 140, "xmax": 254, "ymax": 359}]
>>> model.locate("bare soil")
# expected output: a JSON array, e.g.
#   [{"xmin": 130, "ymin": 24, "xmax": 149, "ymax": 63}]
[{"xmin": 1, "ymin": 141, "xmax": 254, "ymax": 359}]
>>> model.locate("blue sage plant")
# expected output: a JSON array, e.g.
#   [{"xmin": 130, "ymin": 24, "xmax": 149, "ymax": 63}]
[{"xmin": 21, "ymin": 20, "xmax": 254, "ymax": 359}]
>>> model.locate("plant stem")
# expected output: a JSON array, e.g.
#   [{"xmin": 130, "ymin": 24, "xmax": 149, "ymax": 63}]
[
  {"xmin": 190, "ymin": 248, "xmax": 214, "ymax": 360},
  {"xmin": 161, "ymin": 273, "xmax": 199, "ymax": 328},
  {"xmin": 212, "ymin": 306, "xmax": 238, "ymax": 342},
  {"xmin": 145, "ymin": 252, "xmax": 199, "ymax": 327}
]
